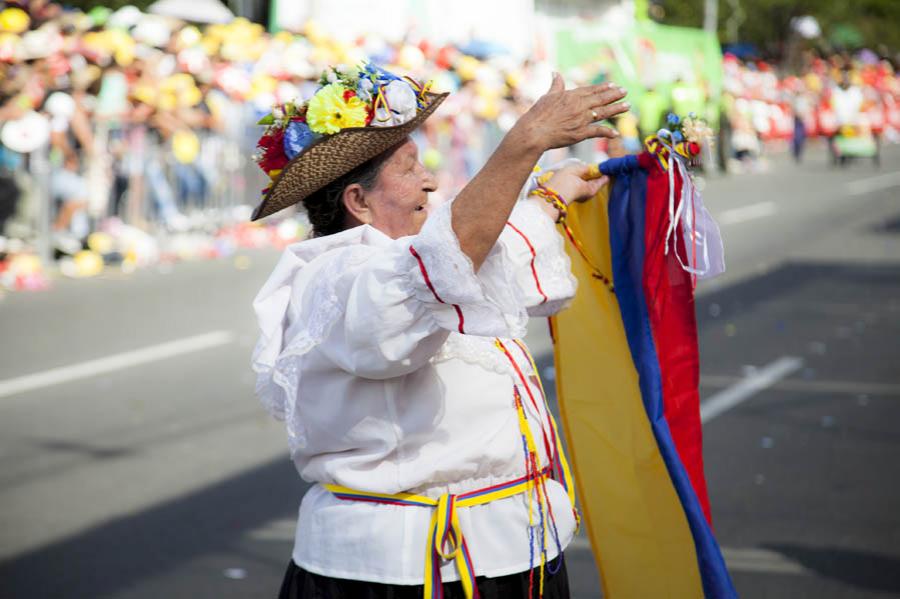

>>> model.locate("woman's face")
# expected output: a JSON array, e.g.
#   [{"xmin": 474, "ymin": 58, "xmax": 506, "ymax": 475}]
[{"xmin": 358, "ymin": 138, "xmax": 440, "ymax": 238}]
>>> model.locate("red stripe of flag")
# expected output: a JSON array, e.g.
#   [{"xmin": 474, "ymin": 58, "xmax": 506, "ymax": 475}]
[{"xmin": 638, "ymin": 153, "xmax": 713, "ymax": 523}]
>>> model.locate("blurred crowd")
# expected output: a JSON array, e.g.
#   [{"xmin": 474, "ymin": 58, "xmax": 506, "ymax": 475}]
[
  {"xmin": 721, "ymin": 51, "xmax": 900, "ymax": 167},
  {"xmin": 0, "ymin": 1, "xmax": 552, "ymax": 291},
  {"xmin": 2, "ymin": 1, "xmax": 899, "ymax": 292}
]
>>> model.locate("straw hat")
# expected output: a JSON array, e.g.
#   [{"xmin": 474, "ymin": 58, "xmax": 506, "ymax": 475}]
[{"xmin": 250, "ymin": 65, "xmax": 448, "ymax": 221}]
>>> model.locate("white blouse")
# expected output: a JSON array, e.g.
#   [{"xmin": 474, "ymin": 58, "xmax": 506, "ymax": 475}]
[{"xmin": 251, "ymin": 196, "xmax": 579, "ymax": 585}]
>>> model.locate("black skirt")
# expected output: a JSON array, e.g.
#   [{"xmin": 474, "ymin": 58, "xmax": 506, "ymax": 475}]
[{"xmin": 278, "ymin": 554, "xmax": 570, "ymax": 599}]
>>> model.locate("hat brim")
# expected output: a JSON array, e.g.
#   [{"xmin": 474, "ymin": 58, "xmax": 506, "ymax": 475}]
[{"xmin": 250, "ymin": 91, "xmax": 449, "ymax": 221}]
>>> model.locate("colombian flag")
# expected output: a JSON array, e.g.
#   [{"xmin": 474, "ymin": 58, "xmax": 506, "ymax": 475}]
[{"xmin": 551, "ymin": 151, "xmax": 736, "ymax": 597}]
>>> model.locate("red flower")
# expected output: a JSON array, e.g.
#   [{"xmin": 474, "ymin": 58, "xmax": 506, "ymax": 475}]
[
  {"xmin": 256, "ymin": 128, "xmax": 288, "ymax": 173},
  {"xmin": 687, "ymin": 142, "xmax": 701, "ymax": 156},
  {"xmin": 365, "ymin": 104, "xmax": 374, "ymax": 125},
  {"xmin": 343, "ymin": 89, "xmax": 357, "ymax": 101},
  {"xmin": 257, "ymin": 129, "xmax": 282, "ymax": 151}
]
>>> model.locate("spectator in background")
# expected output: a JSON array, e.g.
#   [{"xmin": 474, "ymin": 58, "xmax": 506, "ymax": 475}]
[
  {"xmin": 637, "ymin": 85, "xmax": 668, "ymax": 139},
  {"xmin": 615, "ymin": 111, "xmax": 642, "ymax": 154},
  {"xmin": 790, "ymin": 82, "xmax": 813, "ymax": 162},
  {"xmin": 831, "ymin": 70, "xmax": 864, "ymax": 129},
  {"xmin": 49, "ymin": 153, "xmax": 88, "ymax": 237},
  {"xmin": 671, "ymin": 76, "xmax": 705, "ymax": 121},
  {"xmin": 46, "ymin": 89, "xmax": 93, "ymax": 238}
]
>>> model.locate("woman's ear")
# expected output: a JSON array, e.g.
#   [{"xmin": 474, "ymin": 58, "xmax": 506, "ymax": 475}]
[{"xmin": 342, "ymin": 183, "xmax": 371, "ymax": 226}]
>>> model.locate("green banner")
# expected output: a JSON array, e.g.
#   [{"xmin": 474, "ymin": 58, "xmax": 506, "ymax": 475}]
[{"xmin": 554, "ymin": 20, "xmax": 723, "ymax": 127}]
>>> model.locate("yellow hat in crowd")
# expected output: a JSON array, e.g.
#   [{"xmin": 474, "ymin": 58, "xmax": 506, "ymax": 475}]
[
  {"xmin": 172, "ymin": 129, "xmax": 200, "ymax": 164},
  {"xmin": 160, "ymin": 73, "xmax": 203, "ymax": 108},
  {"xmin": 0, "ymin": 8, "xmax": 29, "ymax": 34}
]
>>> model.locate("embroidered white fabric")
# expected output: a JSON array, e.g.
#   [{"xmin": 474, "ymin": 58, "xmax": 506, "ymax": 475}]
[
  {"xmin": 499, "ymin": 198, "xmax": 578, "ymax": 317},
  {"xmin": 252, "ymin": 244, "xmax": 373, "ymax": 451},
  {"xmin": 431, "ymin": 333, "xmax": 534, "ymax": 377}
]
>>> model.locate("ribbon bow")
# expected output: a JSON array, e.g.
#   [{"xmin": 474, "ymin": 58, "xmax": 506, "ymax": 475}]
[{"xmin": 425, "ymin": 493, "xmax": 479, "ymax": 599}]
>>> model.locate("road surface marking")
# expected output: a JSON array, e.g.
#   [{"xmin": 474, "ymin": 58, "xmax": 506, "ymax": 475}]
[
  {"xmin": 701, "ymin": 375, "xmax": 900, "ymax": 397},
  {"xmin": 0, "ymin": 331, "xmax": 234, "ymax": 399},
  {"xmin": 719, "ymin": 201, "xmax": 777, "ymax": 225},
  {"xmin": 846, "ymin": 171, "xmax": 900, "ymax": 196},
  {"xmin": 700, "ymin": 356, "xmax": 804, "ymax": 423},
  {"xmin": 720, "ymin": 547, "xmax": 810, "ymax": 575},
  {"xmin": 567, "ymin": 537, "xmax": 810, "ymax": 575},
  {"xmin": 247, "ymin": 517, "xmax": 296, "ymax": 541}
]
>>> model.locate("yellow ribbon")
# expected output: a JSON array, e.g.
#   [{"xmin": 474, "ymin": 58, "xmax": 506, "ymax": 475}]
[{"xmin": 324, "ymin": 469, "xmax": 549, "ymax": 599}]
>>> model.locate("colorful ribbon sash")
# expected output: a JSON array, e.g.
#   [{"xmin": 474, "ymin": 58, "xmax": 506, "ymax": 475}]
[{"xmin": 324, "ymin": 467, "xmax": 552, "ymax": 599}]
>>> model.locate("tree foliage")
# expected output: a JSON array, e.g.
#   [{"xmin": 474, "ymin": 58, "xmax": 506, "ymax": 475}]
[{"xmin": 658, "ymin": 0, "xmax": 900, "ymax": 57}]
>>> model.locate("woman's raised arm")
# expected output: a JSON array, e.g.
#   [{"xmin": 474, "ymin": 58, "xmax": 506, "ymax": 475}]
[{"xmin": 451, "ymin": 73, "xmax": 629, "ymax": 270}]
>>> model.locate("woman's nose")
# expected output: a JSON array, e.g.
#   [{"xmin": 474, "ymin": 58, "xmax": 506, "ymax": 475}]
[{"xmin": 422, "ymin": 167, "xmax": 438, "ymax": 192}]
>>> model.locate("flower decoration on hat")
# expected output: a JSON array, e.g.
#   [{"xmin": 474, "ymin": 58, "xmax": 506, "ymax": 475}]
[
  {"xmin": 306, "ymin": 83, "xmax": 369, "ymax": 133},
  {"xmin": 252, "ymin": 62, "xmax": 434, "ymax": 189}
]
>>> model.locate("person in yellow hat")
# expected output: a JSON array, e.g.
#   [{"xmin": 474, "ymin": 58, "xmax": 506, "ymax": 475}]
[
  {"xmin": 0, "ymin": 7, "xmax": 30, "ymax": 34},
  {"xmin": 250, "ymin": 63, "xmax": 628, "ymax": 599}
]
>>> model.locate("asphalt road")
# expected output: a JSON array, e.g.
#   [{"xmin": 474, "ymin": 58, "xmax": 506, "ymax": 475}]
[{"xmin": 0, "ymin": 142, "xmax": 898, "ymax": 598}]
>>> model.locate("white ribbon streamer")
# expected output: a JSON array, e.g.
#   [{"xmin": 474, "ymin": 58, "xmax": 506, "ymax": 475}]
[{"xmin": 657, "ymin": 139, "xmax": 723, "ymax": 279}]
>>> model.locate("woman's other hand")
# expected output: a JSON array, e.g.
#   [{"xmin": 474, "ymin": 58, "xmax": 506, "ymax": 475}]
[
  {"xmin": 529, "ymin": 162, "xmax": 609, "ymax": 222},
  {"xmin": 543, "ymin": 162, "xmax": 609, "ymax": 204}
]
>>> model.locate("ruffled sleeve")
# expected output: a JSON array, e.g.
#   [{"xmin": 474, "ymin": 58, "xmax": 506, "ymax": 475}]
[
  {"xmin": 498, "ymin": 198, "xmax": 578, "ymax": 317},
  {"xmin": 250, "ymin": 198, "xmax": 531, "ymax": 452},
  {"xmin": 325, "ymin": 198, "xmax": 530, "ymax": 380},
  {"xmin": 401, "ymin": 197, "xmax": 530, "ymax": 338},
  {"xmin": 250, "ymin": 240, "xmax": 372, "ymax": 452}
]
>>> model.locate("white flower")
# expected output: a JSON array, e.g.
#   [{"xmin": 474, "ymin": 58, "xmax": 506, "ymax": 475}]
[
  {"xmin": 272, "ymin": 106, "xmax": 284, "ymax": 120},
  {"xmin": 371, "ymin": 80, "xmax": 418, "ymax": 127},
  {"xmin": 326, "ymin": 70, "xmax": 338, "ymax": 83},
  {"xmin": 357, "ymin": 78, "xmax": 374, "ymax": 103}
]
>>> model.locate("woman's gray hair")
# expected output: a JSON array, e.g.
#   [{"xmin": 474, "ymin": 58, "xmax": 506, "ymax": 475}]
[{"xmin": 301, "ymin": 148, "xmax": 393, "ymax": 237}]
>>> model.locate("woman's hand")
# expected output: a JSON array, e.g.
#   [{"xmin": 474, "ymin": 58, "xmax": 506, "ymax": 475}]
[
  {"xmin": 529, "ymin": 162, "xmax": 609, "ymax": 223},
  {"xmin": 510, "ymin": 73, "xmax": 630, "ymax": 154},
  {"xmin": 543, "ymin": 162, "xmax": 610, "ymax": 204}
]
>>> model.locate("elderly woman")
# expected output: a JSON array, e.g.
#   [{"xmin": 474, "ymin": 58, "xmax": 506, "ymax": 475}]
[{"xmin": 251, "ymin": 66, "xmax": 628, "ymax": 598}]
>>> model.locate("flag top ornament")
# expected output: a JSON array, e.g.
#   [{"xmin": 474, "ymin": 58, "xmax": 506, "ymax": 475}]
[{"xmin": 542, "ymin": 114, "xmax": 736, "ymax": 597}]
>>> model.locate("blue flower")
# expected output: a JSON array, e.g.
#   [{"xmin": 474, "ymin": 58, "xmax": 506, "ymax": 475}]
[
  {"xmin": 673, "ymin": 130, "xmax": 684, "ymax": 142},
  {"xmin": 666, "ymin": 112, "xmax": 680, "ymax": 125},
  {"xmin": 360, "ymin": 62, "xmax": 400, "ymax": 85},
  {"xmin": 283, "ymin": 120, "xmax": 317, "ymax": 160}
]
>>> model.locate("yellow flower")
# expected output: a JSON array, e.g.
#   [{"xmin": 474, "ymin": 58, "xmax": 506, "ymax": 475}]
[{"xmin": 306, "ymin": 84, "xmax": 369, "ymax": 134}]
